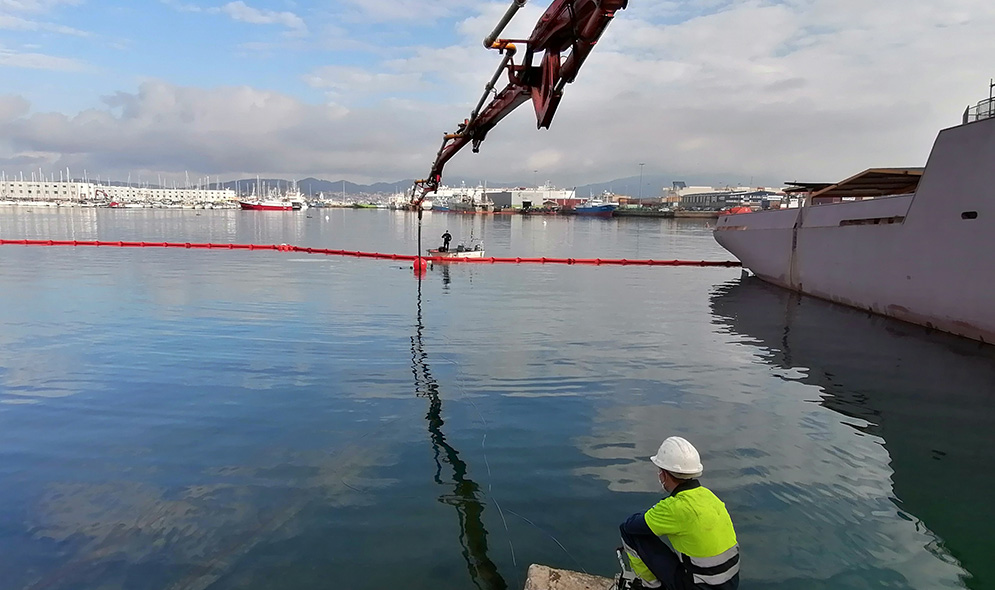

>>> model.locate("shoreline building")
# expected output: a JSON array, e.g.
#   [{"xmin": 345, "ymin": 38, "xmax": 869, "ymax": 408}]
[
  {"xmin": 97, "ymin": 184, "xmax": 236, "ymax": 205},
  {"xmin": 666, "ymin": 181, "xmax": 785, "ymax": 211},
  {"xmin": 488, "ymin": 184, "xmax": 578, "ymax": 210},
  {"xmin": 0, "ymin": 180, "xmax": 98, "ymax": 203},
  {"xmin": 0, "ymin": 180, "xmax": 235, "ymax": 205}
]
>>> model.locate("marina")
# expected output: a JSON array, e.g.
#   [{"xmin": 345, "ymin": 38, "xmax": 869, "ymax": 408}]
[{"xmin": 0, "ymin": 177, "xmax": 783, "ymax": 219}]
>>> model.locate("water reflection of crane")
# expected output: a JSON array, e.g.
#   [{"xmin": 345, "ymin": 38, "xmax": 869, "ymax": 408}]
[{"xmin": 410, "ymin": 280, "xmax": 508, "ymax": 590}]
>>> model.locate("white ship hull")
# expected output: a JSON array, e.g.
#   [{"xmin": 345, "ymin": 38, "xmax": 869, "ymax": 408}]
[{"xmin": 714, "ymin": 115, "xmax": 995, "ymax": 344}]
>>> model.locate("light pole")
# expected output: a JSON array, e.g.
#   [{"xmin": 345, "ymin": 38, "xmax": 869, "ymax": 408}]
[
  {"xmin": 534, "ymin": 169, "xmax": 538, "ymax": 188},
  {"xmin": 638, "ymin": 163, "xmax": 645, "ymax": 200}
]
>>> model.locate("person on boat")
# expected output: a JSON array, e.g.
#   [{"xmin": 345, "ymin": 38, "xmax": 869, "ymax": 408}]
[
  {"xmin": 441, "ymin": 230, "xmax": 452, "ymax": 252},
  {"xmin": 619, "ymin": 437, "xmax": 739, "ymax": 590}
]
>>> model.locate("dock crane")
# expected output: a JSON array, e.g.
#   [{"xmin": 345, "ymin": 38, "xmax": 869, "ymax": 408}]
[{"xmin": 410, "ymin": 0, "xmax": 628, "ymax": 261}]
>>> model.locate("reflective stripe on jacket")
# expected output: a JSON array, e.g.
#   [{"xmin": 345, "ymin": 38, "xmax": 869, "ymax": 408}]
[{"xmin": 679, "ymin": 542, "xmax": 739, "ymax": 586}]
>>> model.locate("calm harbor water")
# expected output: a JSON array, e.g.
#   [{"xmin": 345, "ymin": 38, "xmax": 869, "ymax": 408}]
[{"xmin": 0, "ymin": 207, "xmax": 993, "ymax": 590}]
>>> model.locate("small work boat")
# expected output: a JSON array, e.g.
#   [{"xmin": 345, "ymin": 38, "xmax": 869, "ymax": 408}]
[{"xmin": 427, "ymin": 243, "xmax": 485, "ymax": 259}]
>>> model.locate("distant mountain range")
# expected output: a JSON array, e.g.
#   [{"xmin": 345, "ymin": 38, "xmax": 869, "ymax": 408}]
[
  {"xmin": 85, "ymin": 173, "xmax": 774, "ymax": 197},
  {"xmin": 572, "ymin": 173, "xmax": 777, "ymax": 197}
]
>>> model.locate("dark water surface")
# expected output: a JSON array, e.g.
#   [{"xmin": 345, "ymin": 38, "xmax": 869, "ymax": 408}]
[{"xmin": 0, "ymin": 208, "xmax": 993, "ymax": 590}]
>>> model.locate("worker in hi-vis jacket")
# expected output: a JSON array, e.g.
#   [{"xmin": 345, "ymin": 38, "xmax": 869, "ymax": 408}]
[{"xmin": 619, "ymin": 437, "xmax": 740, "ymax": 590}]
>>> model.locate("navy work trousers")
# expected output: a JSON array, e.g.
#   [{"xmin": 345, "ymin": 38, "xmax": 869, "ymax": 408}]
[{"xmin": 620, "ymin": 524, "xmax": 693, "ymax": 590}]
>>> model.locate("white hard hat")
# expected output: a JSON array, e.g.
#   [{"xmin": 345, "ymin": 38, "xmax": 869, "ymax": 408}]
[{"xmin": 650, "ymin": 436, "xmax": 703, "ymax": 478}]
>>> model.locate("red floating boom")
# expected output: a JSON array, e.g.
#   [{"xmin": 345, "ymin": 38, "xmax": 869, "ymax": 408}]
[{"xmin": 0, "ymin": 239, "xmax": 741, "ymax": 267}]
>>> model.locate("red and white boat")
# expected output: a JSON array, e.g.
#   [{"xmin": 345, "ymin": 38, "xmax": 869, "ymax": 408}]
[
  {"xmin": 239, "ymin": 182, "xmax": 307, "ymax": 211},
  {"xmin": 238, "ymin": 200, "xmax": 298, "ymax": 211}
]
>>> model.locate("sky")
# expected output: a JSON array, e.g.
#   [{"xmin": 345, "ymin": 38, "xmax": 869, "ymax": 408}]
[{"xmin": 1, "ymin": 0, "xmax": 994, "ymax": 190}]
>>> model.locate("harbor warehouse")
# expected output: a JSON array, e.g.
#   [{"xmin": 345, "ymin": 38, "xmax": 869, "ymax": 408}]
[{"xmin": 488, "ymin": 187, "xmax": 576, "ymax": 210}]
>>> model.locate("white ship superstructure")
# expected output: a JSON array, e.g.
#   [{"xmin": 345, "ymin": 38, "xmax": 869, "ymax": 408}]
[
  {"xmin": 713, "ymin": 90, "xmax": 995, "ymax": 344},
  {"xmin": 433, "ymin": 184, "xmax": 489, "ymax": 201},
  {"xmin": 431, "ymin": 183, "xmax": 494, "ymax": 211}
]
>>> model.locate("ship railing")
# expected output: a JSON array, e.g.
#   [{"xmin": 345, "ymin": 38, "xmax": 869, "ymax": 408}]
[{"xmin": 962, "ymin": 97, "xmax": 995, "ymax": 124}]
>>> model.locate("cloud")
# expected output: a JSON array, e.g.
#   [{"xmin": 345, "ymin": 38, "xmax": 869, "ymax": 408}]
[
  {"xmin": 0, "ymin": 13, "xmax": 89, "ymax": 36},
  {"xmin": 304, "ymin": 65, "xmax": 425, "ymax": 98},
  {"xmin": 337, "ymin": 0, "xmax": 475, "ymax": 22},
  {"xmin": 557, "ymin": 0, "xmax": 995, "ymax": 183},
  {"xmin": 3, "ymin": 0, "xmax": 995, "ymax": 189},
  {"xmin": 218, "ymin": 1, "xmax": 307, "ymax": 35},
  {"xmin": 0, "ymin": 44, "xmax": 89, "ymax": 71},
  {"xmin": 454, "ymin": 1, "xmax": 550, "ymax": 42},
  {"xmin": 0, "ymin": 81, "xmax": 452, "ymax": 183},
  {"xmin": 158, "ymin": 0, "xmax": 204, "ymax": 12},
  {"xmin": 0, "ymin": 95, "xmax": 29, "ymax": 122},
  {"xmin": 526, "ymin": 149, "xmax": 564, "ymax": 171},
  {"xmin": 0, "ymin": 0, "xmax": 81, "ymax": 13},
  {"xmin": 159, "ymin": 0, "xmax": 308, "ymax": 36}
]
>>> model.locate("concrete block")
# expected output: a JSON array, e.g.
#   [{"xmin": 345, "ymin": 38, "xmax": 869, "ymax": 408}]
[{"xmin": 523, "ymin": 564, "xmax": 615, "ymax": 590}]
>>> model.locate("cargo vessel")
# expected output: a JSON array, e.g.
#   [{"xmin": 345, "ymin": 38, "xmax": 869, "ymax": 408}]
[{"xmin": 713, "ymin": 89, "xmax": 995, "ymax": 344}]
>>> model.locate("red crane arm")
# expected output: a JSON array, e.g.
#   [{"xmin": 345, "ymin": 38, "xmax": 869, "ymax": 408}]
[{"xmin": 413, "ymin": 0, "xmax": 628, "ymax": 202}]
